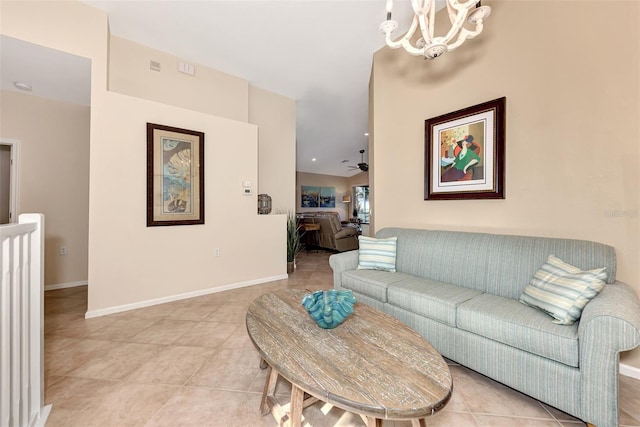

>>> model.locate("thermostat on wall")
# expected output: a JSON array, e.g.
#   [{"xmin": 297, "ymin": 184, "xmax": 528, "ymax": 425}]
[{"xmin": 242, "ymin": 181, "xmax": 253, "ymax": 195}]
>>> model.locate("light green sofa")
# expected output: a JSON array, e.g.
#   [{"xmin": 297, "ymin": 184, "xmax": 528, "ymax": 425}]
[{"xmin": 329, "ymin": 227, "xmax": 640, "ymax": 427}]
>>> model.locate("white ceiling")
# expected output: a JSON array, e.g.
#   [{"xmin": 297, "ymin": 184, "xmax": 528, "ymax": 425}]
[
  {"xmin": 2, "ymin": 1, "xmax": 425, "ymax": 177},
  {"xmin": 0, "ymin": 35, "xmax": 91, "ymax": 106}
]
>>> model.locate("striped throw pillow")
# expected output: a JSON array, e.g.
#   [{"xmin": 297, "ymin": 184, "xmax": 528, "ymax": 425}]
[
  {"xmin": 519, "ymin": 255, "xmax": 607, "ymax": 325},
  {"xmin": 357, "ymin": 236, "xmax": 398, "ymax": 272}
]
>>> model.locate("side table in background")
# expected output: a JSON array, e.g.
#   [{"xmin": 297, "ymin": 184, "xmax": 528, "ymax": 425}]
[{"xmin": 300, "ymin": 222, "xmax": 320, "ymax": 252}]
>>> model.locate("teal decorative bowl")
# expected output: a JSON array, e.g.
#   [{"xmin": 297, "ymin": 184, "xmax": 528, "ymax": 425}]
[{"xmin": 301, "ymin": 289, "xmax": 356, "ymax": 329}]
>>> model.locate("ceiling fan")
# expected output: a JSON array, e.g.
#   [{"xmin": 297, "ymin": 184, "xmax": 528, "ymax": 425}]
[{"xmin": 347, "ymin": 149, "xmax": 369, "ymax": 172}]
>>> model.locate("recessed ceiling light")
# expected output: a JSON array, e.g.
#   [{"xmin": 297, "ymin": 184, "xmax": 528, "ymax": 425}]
[
  {"xmin": 312, "ymin": 158, "xmax": 317, "ymax": 162},
  {"xmin": 13, "ymin": 81, "xmax": 32, "ymax": 91}
]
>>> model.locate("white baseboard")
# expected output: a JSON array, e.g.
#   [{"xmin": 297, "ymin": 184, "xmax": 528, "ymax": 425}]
[
  {"xmin": 44, "ymin": 280, "xmax": 88, "ymax": 291},
  {"xmin": 84, "ymin": 274, "xmax": 288, "ymax": 319},
  {"xmin": 620, "ymin": 363, "xmax": 640, "ymax": 380}
]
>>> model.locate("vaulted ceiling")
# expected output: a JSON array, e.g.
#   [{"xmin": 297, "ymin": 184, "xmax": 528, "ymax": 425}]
[{"xmin": 3, "ymin": 1, "xmax": 425, "ymax": 176}]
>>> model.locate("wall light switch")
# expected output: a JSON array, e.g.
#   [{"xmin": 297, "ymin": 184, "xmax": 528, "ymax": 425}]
[{"xmin": 178, "ymin": 61, "xmax": 195, "ymax": 76}]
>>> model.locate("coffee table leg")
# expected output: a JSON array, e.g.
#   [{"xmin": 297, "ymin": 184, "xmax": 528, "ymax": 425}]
[
  {"xmin": 289, "ymin": 384, "xmax": 304, "ymax": 427},
  {"xmin": 411, "ymin": 419, "xmax": 427, "ymax": 427},
  {"xmin": 260, "ymin": 365, "xmax": 279, "ymax": 416}
]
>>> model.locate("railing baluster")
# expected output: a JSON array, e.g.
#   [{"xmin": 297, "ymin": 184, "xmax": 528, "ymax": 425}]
[{"xmin": 0, "ymin": 214, "xmax": 50, "ymax": 427}]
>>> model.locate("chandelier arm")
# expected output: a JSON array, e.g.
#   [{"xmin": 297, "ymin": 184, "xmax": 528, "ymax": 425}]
[
  {"xmin": 410, "ymin": 0, "xmax": 423, "ymax": 15},
  {"xmin": 411, "ymin": 0, "xmax": 435, "ymax": 46},
  {"xmin": 427, "ymin": 0, "xmax": 436, "ymax": 43},
  {"xmin": 438, "ymin": 5, "xmax": 474, "ymax": 45},
  {"xmin": 446, "ymin": 0, "xmax": 482, "ymax": 27},
  {"xmin": 448, "ymin": 0, "xmax": 482, "ymax": 13},
  {"xmin": 446, "ymin": 0, "xmax": 457, "ymax": 25},
  {"xmin": 380, "ymin": 0, "xmax": 489, "ymax": 59},
  {"xmin": 402, "ymin": 15, "xmax": 428, "ymax": 55},
  {"xmin": 385, "ymin": 32, "xmax": 427, "ymax": 56},
  {"xmin": 418, "ymin": 13, "xmax": 431, "ymax": 44},
  {"xmin": 385, "ymin": 15, "xmax": 420, "ymax": 49},
  {"xmin": 447, "ymin": 21, "xmax": 484, "ymax": 51},
  {"xmin": 399, "ymin": 40, "xmax": 429, "ymax": 56}
]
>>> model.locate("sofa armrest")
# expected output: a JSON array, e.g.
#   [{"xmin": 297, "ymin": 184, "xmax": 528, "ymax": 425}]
[
  {"xmin": 329, "ymin": 251, "xmax": 359, "ymax": 289},
  {"xmin": 335, "ymin": 228, "xmax": 356, "ymax": 239},
  {"xmin": 578, "ymin": 281, "xmax": 640, "ymax": 351},
  {"xmin": 576, "ymin": 281, "xmax": 640, "ymax": 426}
]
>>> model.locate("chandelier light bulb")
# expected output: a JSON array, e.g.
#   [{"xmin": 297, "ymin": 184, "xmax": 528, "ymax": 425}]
[{"xmin": 380, "ymin": 0, "xmax": 491, "ymax": 60}]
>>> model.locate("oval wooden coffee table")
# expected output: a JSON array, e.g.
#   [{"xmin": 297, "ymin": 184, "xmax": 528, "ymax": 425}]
[{"xmin": 246, "ymin": 289, "xmax": 452, "ymax": 427}]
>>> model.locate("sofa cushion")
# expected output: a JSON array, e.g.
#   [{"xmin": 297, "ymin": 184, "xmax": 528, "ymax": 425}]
[
  {"xmin": 458, "ymin": 293, "xmax": 580, "ymax": 367},
  {"xmin": 357, "ymin": 236, "xmax": 398, "ymax": 272},
  {"xmin": 387, "ymin": 279, "xmax": 482, "ymax": 327},
  {"xmin": 341, "ymin": 270, "xmax": 415, "ymax": 303},
  {"xmin": 519, "ymin": 255, "xmax": 607, "ymax": 325}
]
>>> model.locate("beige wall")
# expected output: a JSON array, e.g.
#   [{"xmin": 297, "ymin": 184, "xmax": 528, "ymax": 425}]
[
  {"xmin": 2, "ymin": 0, "xmax": 291, "ymax": 315},
  {"xmin": 90, "ymin": 92, "xmax": 285, "ymax": 311},
  {"xmin": 109, "ymin": 36, "xmax": 248, "ymax": 123},
  {"xmin": 249, "ymin": 86, "xmax": 296, "ymax": 213},
  {"xmin": 111, "ymin": 37, "xmax": 297, "ymax": 215},
  {"xmin": 0, "ymin": 91, "xmax": 90, "ymax": 287},
  {"xmin": 296, "ymin": 172, "xmax": 352, "ymax": 220},
  {"xmin": 348, "ymin": 171, "xmax": 369, "ymax": 189},
  {"xmin": 371, "ymin": 1, "xmax": 640, "ymax": 368}
]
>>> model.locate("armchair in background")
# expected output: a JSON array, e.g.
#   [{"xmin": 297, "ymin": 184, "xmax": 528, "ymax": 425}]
[{"xmin": 298, "ymin": 212, "xmax": 358, "ymax": 252}]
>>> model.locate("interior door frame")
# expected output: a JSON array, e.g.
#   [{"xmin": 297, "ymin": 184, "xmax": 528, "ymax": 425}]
[{"xmin": 0, "ymin": 138, "xmax": 20, "ymax": 223}]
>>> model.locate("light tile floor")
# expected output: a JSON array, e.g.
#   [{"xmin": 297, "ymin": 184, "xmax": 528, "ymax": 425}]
[{"xmin": 44, "ymin": 251, "xmax": 640, "ymax": 427}]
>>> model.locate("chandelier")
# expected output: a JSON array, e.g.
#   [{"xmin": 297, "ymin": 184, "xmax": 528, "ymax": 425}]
[{"xmin": 380, "ymin": 0, "xmax": 491, "ymax": 59}]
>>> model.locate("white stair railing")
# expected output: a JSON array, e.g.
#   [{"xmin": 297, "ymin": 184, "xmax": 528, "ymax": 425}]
[{"xmin": 0, "ymin": 214, "xmax": 51, "ymax": 427}]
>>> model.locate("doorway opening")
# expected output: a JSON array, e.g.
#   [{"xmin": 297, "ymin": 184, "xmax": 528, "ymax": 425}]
[
  {"xmin": 353, "ymin": 185, "xmax": 370, "ymax": 224},
  {"xmin": 0, "ymin": 139, "xmax": 19, "ymax": 224}
]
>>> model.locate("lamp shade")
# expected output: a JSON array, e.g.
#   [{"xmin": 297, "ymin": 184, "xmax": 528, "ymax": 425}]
[{"xmin": 342, "ymin": 196, "xmax": 351, "ymax": 203}]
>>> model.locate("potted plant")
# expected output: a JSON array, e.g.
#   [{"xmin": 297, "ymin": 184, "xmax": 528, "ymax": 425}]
[{"xmin": 286, "ymin": 211, "xmax": 302, "ymax": 273}]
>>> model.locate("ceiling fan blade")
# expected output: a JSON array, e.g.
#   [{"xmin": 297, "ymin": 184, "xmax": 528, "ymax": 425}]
[{"xmin": 347, "ymin": 149, "xmax": 368, "ymax": 171}]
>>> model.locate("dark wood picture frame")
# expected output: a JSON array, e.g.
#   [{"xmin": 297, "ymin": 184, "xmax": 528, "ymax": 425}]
[
  {"xmin": 147, "ymin": 123, "xmax": 205, "ymax": 226},
  {"xmin": 424, "ymin": 97, "xmax": 505, "ymax": 200}
]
